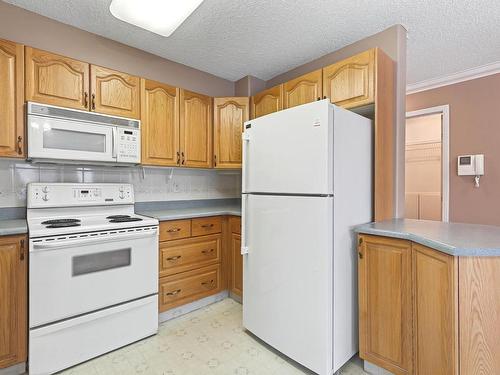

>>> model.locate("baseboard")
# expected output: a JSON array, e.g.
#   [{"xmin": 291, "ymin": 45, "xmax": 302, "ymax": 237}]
[
  {"xmin": 229, "ymin": 292, "xmax": 242, "ymax": 303},
  {"xmin": 0, "ymin": 363, "xmax": 26, "ymax": 375},
  {"xmin": 158, "ymin": 290, "xmax": 229, "ymax": 323}
]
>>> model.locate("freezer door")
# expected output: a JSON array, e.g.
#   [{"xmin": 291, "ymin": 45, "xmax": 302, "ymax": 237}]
[
  {"xmin": 242, "ymin": 100, "xmax": 333, "ymax": 195},
  {"xmin": 242, "ymin": 194, "xmax": 333, "ymax": 375}
]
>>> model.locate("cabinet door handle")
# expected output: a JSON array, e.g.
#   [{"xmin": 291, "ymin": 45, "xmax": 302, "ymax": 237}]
[
  {"xmin": 323, "ymin": 96, "xmax": 327, "ymax": 100},
  {"xmin": 17, "ymin": 136, "xmax": 23, "ymax": 155},
  {"xmin": 201, "ymin": 248, "xmax": 214, "ymax": 255},
  {"xmin": 358, "ymin": 252, "xmax": 363, "ymax": 259},
  {"xmin": 176, "ymin": 151, "xmax": 180, "ymax": 165},
  {"xmin": 201, "ymin": 224, "xmax": 214, "ymax": 228},
  {"xmin": 84, "ymin": 92, "xmax": 89, "ymax": 108},
  {"xmin": 167, "ymin": 228, "xmax": 181, "ymax": 233},
  {"xmin": 317, "ymin": 97, "xmax": 321, "ymax": 101},
  {"xmin": 165, "ymin": 289, "xmax": 181, "ymax": 296},
  {"xmin": 214, "ymin": 154, "xmax": 217, "ymax": 167},
  {"xmin": 201, "ymin": 279, "xmax": 215, "ymax": 287},
  {"xmin": 20, "ymin": 239, "xmax": 25, "ymax": 261},
  {"xmin": 166, "ymin": 255, "xmax": 181, "ymax": 261},
  {"xmin": 181, "ymin": 152, "xmax": 185, "ymax": 165},
  {"xmin": 91, "ymin": 93, "xmax": 96, "ymax": 110}
]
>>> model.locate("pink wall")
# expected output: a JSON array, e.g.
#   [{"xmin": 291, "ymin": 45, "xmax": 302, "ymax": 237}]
[{"xmin": 407, "ymin": 73, "xmax": 500, "ymax": 226}]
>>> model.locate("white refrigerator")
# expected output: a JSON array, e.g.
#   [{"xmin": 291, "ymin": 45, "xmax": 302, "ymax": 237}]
[{"xmin": 241, "ymin": 99, "xmax": 372, "ymax": 375}]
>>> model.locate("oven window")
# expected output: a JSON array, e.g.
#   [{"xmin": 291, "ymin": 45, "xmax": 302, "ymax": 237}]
[
  {"xmin": 44, "ymin": 128, "xmax": 106, "ymax": 153},
  {"xmin": 72, "ymin": 248, "xmax": 131, "ymax": 276}
]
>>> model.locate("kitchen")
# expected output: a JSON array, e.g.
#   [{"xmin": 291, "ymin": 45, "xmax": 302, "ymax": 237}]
[{"xmin": 0, "ymin": 1, "xmax": 499, "ymax": 375}]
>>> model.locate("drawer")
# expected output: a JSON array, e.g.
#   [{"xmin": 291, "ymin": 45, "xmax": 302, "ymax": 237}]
[
  {"xmin": 159, "ymin": 219, "xmax": 191, "ymax": 241},
  {"xmin": 230, "ymin": 216, "xmax": 241, "ymax": 234},
  {"xmin": 191, "ymin": 216, "xmax": 222, "ymax": 237},
  {"xmin": 159, "ymin": 234, "xmax": 221, "ymax": 277},
  {"xmin": 159, "ymin": 264, "xmax": 221, "ymax": 312}
]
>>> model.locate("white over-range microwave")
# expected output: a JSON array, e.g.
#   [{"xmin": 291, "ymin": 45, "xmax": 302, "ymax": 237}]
[{"xmin": 27, "ymin": 102, "xmax": 140, "ymax": 166}]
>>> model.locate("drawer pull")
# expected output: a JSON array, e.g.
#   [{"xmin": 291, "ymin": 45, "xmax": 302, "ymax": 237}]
[
  {"xmin": 201, "ymin": 224, "xmax": 214, "ymax": 228},
  {"xmin": 165, "ymin": 289, "xmax": 181, "ymax": 296},
  {"xmin": 166, "ymin": 255, "xmax": 182, "ymax": 261},
  {"xmin": 167, "ymin": 228, "xmax": 181, "ymax": 233},
  {"xmin": 201, "ymin": 279, "xmax": 215, "ymax": 287},
  {"xmin": 201, "ymin": 248, "xmax": 214, "ymax": 255}
]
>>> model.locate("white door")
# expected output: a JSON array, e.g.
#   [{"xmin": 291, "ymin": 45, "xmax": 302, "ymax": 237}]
[
  {"xmin": 242, "ymin": 194, "xmax": 333, "ymax": 375},
  {"xmin": 242, "ymin": 100, "xmax": 333, "ymax": 195}
]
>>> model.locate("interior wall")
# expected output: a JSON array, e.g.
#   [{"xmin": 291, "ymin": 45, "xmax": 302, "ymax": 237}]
[
  {"xmin": 235, "ymin": 75, "xmax": 267, "ymax": 97},
  {"xmin": 0, "ymin": 1, "xmax": 234, "ymax": 97},
  {"xmin": 407, "ymin": 73, "xmax": 500, "ymax": 226},
  {"xmin": 266, "ymin": 25, "xmax": 407, "ymax": 218}
]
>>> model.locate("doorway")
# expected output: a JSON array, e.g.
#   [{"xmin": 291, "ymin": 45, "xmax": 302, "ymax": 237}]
[{"xmin": 405, "ymin": 105, "xmax": 449, "ymax": 221}]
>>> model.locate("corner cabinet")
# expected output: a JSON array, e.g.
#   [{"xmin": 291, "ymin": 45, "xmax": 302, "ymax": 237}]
[
  {"xmin": 141, "ymin": 79, "xmax": 180, "ymax": 166},
  {"xmin": 0, "ymin": 235, "xmax": 27, "ymax": 369},
  {"xmin": 250, "ymin": 84, "xmax": 282, "ymax": 119},
  {"xmin": 323, "ymin": 49, "xmax": 375, "ymax": 109},
  {"xmin": 180, "ymin": 89, "xmax": 213, "ymax": 168},
  {"xmin": 0, "ymin": 39, "xmax": 24, "ymax": 158},
  {"xmin": 25, "ymin": 47, "xmax": 90, "ymax": 111},
  {"xmin": 213, "ymin": 97, "xmax": 249, "ymax": 169},
  {"xmin": 283, "ymin": 69, "xmax": 322, "ymax": 109},
  {"xmin": 90, "ymin": 65, "xmax": 140, "ymax": 119}
]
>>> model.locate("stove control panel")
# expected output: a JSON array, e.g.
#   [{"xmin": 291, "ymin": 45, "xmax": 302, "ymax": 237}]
[{"xmin": 27, "ymin": 183, "xmax": 135, "ymax": 208}]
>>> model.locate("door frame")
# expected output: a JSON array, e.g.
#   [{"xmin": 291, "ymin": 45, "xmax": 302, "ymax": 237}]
[{"xmin": 405, "ymin": 105, "xmax": 450, "ymax": 222}]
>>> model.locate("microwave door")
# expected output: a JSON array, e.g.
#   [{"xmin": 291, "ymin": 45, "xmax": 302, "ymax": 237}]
[{"xmin": 28, "ymin": 116, "xmax": 115, "ymax": 163}]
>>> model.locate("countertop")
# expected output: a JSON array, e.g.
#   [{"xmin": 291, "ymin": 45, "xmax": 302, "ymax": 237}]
[
  {"xmin": 0, "ymin": 219, "xmax": 28, "ymax": 236},
  {"xmin": 355, "ymin": 219, "xmax": 500, "ymax": 256},
  {"xmin": 136, "ymin": 199, "xmax": 241, "ymax": 221}
]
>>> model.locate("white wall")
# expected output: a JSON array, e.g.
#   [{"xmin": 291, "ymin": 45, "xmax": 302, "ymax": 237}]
[{"xmin": 0, "ymin": 159, "xmax": 241, "ymax": 207}]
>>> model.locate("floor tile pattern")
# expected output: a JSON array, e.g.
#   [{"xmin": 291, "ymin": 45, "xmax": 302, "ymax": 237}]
[{"xmin": 60, "ymin": 299, "xmax": 367, "ymax": 375}]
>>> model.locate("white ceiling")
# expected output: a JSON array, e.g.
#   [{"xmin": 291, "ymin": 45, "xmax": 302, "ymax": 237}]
[{"xmin": 4, "ymin": 0, "xmax": 500, "ymax": 84}]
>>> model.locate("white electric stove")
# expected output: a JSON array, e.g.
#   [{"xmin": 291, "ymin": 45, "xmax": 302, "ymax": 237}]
[{"xmin": 27, "ymin": 183, "xmax": 159, "ymax": 375}]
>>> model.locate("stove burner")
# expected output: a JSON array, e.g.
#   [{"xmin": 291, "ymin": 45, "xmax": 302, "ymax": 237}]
[
  {"xmin": 46, "ymin": 222, "xmax": 82, "ymax": 228},
  {"xmin": 106, "ymin": 215, "xmax": 131, "ymax": 219},
  {"xmin": 109, "ymin": 217, "xmax": 143, "ymax": 223},
  {"xmin": 42, "ymin": 219, "xmax": 81, "ymax": 225}
]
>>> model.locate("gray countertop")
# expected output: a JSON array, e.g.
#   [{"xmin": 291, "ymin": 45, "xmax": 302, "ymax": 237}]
[
  {"xmin": 136, "ymin": 199, "xmax": 241, "ymax": 221},
  {"xmin": 0, "ymin": 219, "xmax": 28, "ymax": 236},
  {"xmin": 355, "ymin": 219, "xmax": 500, "ymax": 256}
]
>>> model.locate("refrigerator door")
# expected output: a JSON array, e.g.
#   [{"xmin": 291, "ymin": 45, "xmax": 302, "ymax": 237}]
[
  {"xmin": 242, "ymin": 100, "xmax": 333, "ymax": 195},
  {"xmin": 242, "ymin": 194, "xmax": 333, "ymax": 375}
]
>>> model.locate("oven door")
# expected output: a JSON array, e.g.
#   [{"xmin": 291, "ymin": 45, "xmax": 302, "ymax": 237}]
[
  {"xmin": 28, "ymin": 114, "xmax": 116, "ymax": 163},
  {"xmin": 29, "ymin": 227, "xmax": 158, "ymax": 328}
]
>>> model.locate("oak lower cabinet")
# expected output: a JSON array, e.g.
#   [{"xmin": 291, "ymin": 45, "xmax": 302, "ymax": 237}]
[
  {"xmin": 0, "ymin": 235, "xmax": 27, "ymax": 369},
  {"xmin": 0, "ymin": 39, "xmax": 24, "ymax": 158},
  {"xmin": 229, "ymin": 217, "xmax": 242, "ymax": 297},
  {"xmin": 250, "ymin": 84, "xmax": 283, "ymax": 119},
  {"xmin": 158, "ymin": 216, "xmax": 223, "ymax": 312},
  {"xmin": 179, "ymin": 89, "xmax": 213, "ymax": 168},
  {"xmin": 213, "ymin": 97, "xmax": 249, "ymax": 169},
  {"xmin": 141, "ymin": 79, "xmax": 180, "ymax": 166},
  {"xmin": 283, "ymin": 69, "xmax": 322, "ymax": 109}
]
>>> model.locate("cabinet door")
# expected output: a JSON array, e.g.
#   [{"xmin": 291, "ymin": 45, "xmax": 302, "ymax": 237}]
[
  {"xmin": 412, "ymin": 244, "xmax": 458, "ymax": 375},
  {"xmin": 141, "ymin": 79, "xmax": 180, "ymax": 166},
  {"xmin": 179, "ymin": 89, "xmax": 212, "ymax": 168},
  {"xmin": 323, "ymin": 49, "xmax": 375, "ymax": 109},
  {"xmin": 0, "ymin": 39, "xmax": 24, "ymax": 158},
  {"xmin": 0, "ymin": 235, "xmax": 26, "ymax": 369},
  {"xmin": 25, "ymin": 47, "xmax": 89, "ymax": 111},
  {"xmin": 283, "ymin": 69, "xmax": 322, "ymax": 109},
  {"xmin": 90, "ymin": 65, "xmax": 140, "ymax": 119},
  {"xmin": 358, "ymin": 235, "xmax": 412, "ymax": 375},
  {"xmin": 230, "ymin": 233, "xmax": 243, "ymax": 297},
  {"xmin": 213, "ymin": 97, "xmax": 249, "ymax": 169},
  {"xmin": 251, "ymin": 84, "xmax": 283, "ymax": 119}
]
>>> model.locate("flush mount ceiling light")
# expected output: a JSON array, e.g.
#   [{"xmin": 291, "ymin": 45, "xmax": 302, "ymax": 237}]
[{"xmin": 109, "ymin": 0, "xmax": 205, "ymax": 37}]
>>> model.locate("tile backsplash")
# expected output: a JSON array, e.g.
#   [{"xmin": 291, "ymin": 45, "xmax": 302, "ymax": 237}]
[{"xmin": 0, "ymin": 159, "xmax": 241, "ymax": 208}]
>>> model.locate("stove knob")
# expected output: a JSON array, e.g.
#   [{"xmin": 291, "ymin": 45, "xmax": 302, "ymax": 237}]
[
  {"xmin": 42, "ymin": 194, "xmax": 49, "ymax": 201},
  {"xmin": 42, "ymin": 186, "xmax": 50, "ymax": 193}
]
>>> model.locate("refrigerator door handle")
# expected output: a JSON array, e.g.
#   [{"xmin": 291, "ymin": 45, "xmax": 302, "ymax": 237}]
[
  {"xmin": 242, "ymin": 132, "xmax": 250, "ymax": 193},
  {"xmin": 241, "ymin": 194, "xmax": 249, "ymax": 255}
]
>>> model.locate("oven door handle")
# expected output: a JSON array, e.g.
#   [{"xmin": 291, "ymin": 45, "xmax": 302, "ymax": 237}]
[
  {"xmin": 112, "ymin": 127, "xmax": 118, "ymax": 159},
  {"xmin": 31, "ymin": 230, "xmax": 158, "ymax": 252}
]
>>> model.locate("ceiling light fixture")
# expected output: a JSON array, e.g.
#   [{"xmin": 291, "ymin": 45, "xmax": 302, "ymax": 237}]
[{"xmin": 109, "ymin": 0, "xmax": 205, "ymax": 37}]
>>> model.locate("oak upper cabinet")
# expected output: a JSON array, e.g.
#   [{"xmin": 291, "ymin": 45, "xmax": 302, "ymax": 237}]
[
  {"xmin": 251, "ymin": 84, "xmax": 283, "ymax": 119},
  {"xmin": 25, "ymin": 47, "xmax": 90, "ymax": 111},
  {"xmin": 0, "ymin": 235, "xmax": 27, "ymax": 369},
  {"xmin": 90, "ymin": 65, "xmax": 140, "ymax": 119},
  {"xmin": 358, "ymin": 235, "xmax": 413, "ymax": 375},
  {"xmin": 413, "ymin": 244, "xmax": 458, "ymax": 375},
  {"xmin": 229, "ymin": 216, "xmax": 242, "ymax": 298},
  {"xmin": 213, "ymin": 97, "xmax": 249, "ymax": 169},
  {"xmin": 283, "ymin": 69, "xmax": 322, "ymax": 109},
  {"xmin": 0, "ymin": 39, "xmax": 24, "ymax": 158},
  {"xmin": 323, "ymin": 49, "xmax": 375, "ymax": 109},
  {"xmin": 179, "ymin": 89, "xmax": 213, "ymax": 168},
  {"xmin": 141, "ymin": 79, "xmax": 180, "ymax": 166}
]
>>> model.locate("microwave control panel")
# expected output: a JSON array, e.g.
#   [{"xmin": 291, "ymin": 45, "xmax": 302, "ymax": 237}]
[{"xmin": 117, "ymin": 128, "xmax": 140, "ymax": 163}]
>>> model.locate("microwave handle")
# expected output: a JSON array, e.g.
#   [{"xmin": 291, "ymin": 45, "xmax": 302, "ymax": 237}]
[{"xmin": 112, "ymin": 127, "xmax": 118, "ymax": 159}]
